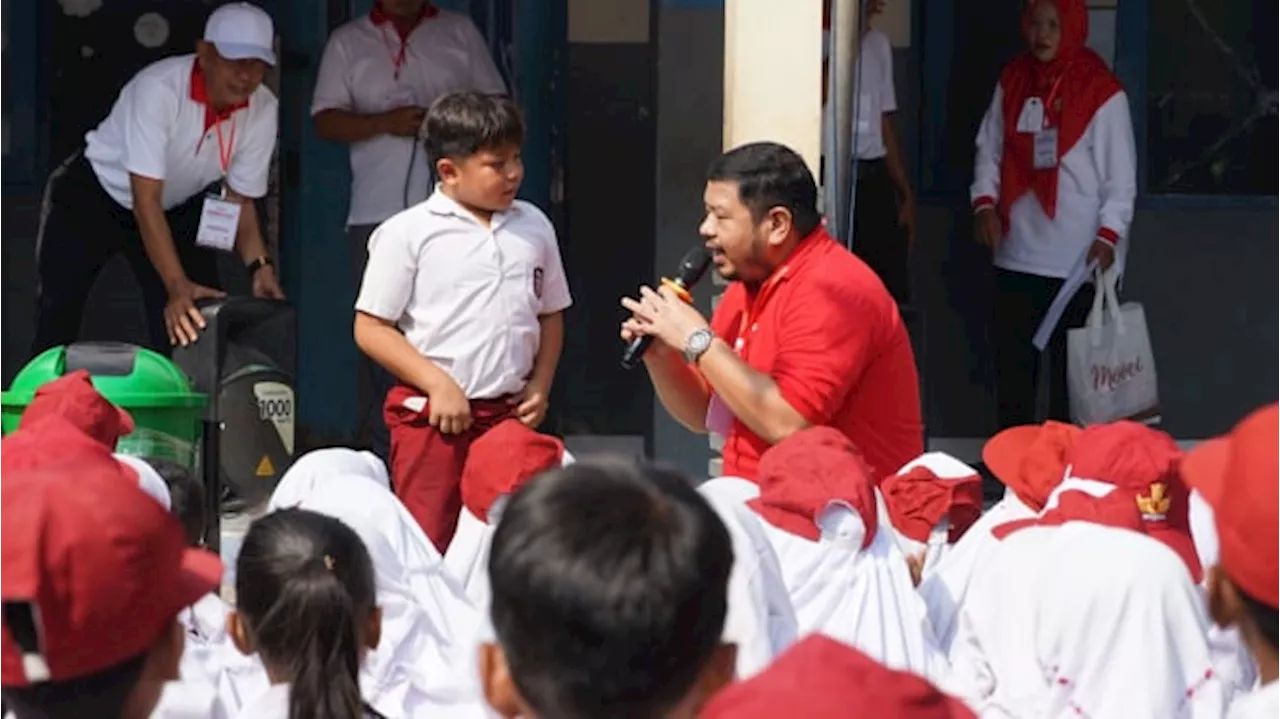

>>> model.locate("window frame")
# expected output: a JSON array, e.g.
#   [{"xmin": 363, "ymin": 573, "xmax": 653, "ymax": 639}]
[{"xmin": 1, "ymin": 0, "xmax": 47, "ymax": 195}]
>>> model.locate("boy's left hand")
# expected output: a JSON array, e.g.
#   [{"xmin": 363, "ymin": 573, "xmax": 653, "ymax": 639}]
[{"xmin": 512, "ymin": 382, "xmax": 550, "ymax": 428}]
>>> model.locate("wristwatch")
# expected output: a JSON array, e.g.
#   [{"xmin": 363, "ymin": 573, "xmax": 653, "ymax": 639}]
[
  {"xmin": 682, "ymin": 328, "xmax": 715, "ymax": 364},
  {"xmin": 246, "ymin": 256, "xmax": 274, "ymax": 276}
]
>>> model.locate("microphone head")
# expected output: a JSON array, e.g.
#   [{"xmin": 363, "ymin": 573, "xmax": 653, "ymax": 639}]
[{"xmin": 674, "ymin": 246, "xmax": 713, "ymax": 288}]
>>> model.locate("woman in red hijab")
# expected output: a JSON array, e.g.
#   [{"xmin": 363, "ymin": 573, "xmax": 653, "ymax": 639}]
[{"xmin": 970, "ymin": 0, "xmax": 1136, "ymax": 429}]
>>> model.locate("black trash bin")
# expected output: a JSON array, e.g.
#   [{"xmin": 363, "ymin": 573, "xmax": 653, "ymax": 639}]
[{"xmin": 171, "ymin": 297, "xmax": 297, "ymax": 550}]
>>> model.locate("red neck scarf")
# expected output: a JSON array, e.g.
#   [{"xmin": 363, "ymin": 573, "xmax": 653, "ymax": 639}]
[
  {"xmin": 997, "ymin": 0, "xmax": 1122, "ymax": 225},
  {"xmin": 370, "ymin": 1, "xmax": 437, "ymax": 41}
]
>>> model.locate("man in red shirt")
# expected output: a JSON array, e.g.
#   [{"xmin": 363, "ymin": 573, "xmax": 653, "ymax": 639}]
[{"xmin": 621, "ymin": 141, "xmax": 922, "ymax": 480}]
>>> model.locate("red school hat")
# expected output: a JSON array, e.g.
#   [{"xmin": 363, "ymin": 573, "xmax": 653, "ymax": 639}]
[
  {"xmin": 1181, "ymin": 403, "xmax": 1279, "ymax": 608},
  {"xmin": 881, "ymin": 453, "xmax": 984, "ymax": 544},
  {"xmin": 982, "ymin": 421, "xmax": 1082, "ymax": 512},
  {"xmin": 18, "ymin": 370, "xmax": 135, "ymax": 448},
  {"xmin": 1068, "ymin": 421, "xmax": 1202, "ymax": 583},
  {"xmin": 991, "ymin": 489, "xmax": 1144, "ymax": 540},
  {"xmin": 1, "ymin": 420, "xmax": 222, "ymax": 686},
  {"xmin": 701, "ymin": 634, "xmax": 976, "ymax": 719},
  {"xmin": 749, "ymin": 426, "xmax": 878, "ymax": 547},
  {"xmin": 461, "ymin": 419, "xmax": 565, "ymax": 523}
]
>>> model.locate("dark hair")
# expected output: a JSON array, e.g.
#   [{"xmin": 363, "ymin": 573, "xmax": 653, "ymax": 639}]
[
  {"xmin": 0, "ymin": 651, "xmax": 145, "ymax": 719},
  {"xmin": 1239, "ymin": 586, "xmax": 1279, "ymax": 651},
  {"xmin": 144, "ymin": 457, "xmax": 205, "ymax": 547},
  {"xmin": 488, "ymin": 458, "xmax": 733, "ymax": 719},
  {"xmin": 706, "ymin": 142, "xmax": 822, "ymax": 237},
  {"xmin": 423, "ymin": 92, "xmax": 524, "ymax": 167},
  {"xmin": 235, "ymin": 509, "xmax": 379, "ymax": 719}
]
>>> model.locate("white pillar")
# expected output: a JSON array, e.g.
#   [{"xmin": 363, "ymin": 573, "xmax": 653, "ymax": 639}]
[{"xmin": 722, "ymin": 0, "xmax": 824, "ymax": 171}]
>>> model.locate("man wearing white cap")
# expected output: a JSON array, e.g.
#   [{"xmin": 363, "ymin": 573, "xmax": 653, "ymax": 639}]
[{"xmin": 33, "ymin": 2, "xmax": 284, "ymax": 357}]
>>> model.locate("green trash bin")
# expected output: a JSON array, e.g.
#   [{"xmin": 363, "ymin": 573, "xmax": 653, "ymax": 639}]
[{"xmin": 1, "ymin": 342, "xmax": 208, "ymax": 467}]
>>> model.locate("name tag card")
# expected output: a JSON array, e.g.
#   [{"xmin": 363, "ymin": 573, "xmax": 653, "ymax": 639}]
[
  {"xmin": 1016, "ymin": 97, "xmax": 1044, "ymax": 134},
  {"xmin": 1033, "ymin": 128, "xmax": 1059, "ymax": 170},
  {"xmin": 195, "ymin": 195, "xmax": 242, "ymax": 252}
]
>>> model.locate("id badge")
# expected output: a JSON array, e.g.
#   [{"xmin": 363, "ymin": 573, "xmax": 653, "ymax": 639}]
[
  {"xmin": 195, "ymin": 189, "xmax": 241, "ymax": 252},
  {"xmin": 1016, "ymin": 98, "xmax": 1044, "ymax": 134},
  {"xmin": 706, "ymin": 393, "xmax": 734, "ymax": 439},
  {"xmin": 1033, "ymin": 128, "xmax": 1059, "ymax": 170}
]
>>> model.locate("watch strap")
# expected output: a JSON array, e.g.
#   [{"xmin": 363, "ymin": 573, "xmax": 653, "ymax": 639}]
[{"xmin": 246, "ymin": 256, "xmax": 274, "ymax": 276}]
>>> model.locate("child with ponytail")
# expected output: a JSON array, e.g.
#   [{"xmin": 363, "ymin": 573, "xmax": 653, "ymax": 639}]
[{"xmin": 229, "ymin": 508, "xmax": 386, "ymax": 719}]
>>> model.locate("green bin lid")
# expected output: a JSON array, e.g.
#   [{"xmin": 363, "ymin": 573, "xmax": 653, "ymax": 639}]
[{"xmin": 2, "ymin": 343, "xmax": 207, "ymax": 409}]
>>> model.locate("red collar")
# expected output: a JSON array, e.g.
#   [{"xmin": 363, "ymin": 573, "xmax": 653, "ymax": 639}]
[
  {"xmin": 190, "ymin": 60, "xmax": 248, "ymax": 132},
  {"xmin": 370, "ymin": 2, "xmax": 438, "ymax": 41}
]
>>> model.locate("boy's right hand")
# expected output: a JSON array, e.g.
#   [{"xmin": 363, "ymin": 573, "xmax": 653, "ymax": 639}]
[{"xmin": 428, "ymin": 379, "xmax": 472, "ymax": 435}]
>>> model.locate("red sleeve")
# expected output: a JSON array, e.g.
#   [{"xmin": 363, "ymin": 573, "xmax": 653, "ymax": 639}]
[{"xmin": 771, "ymin": 279, "xmax": 877, "ymax": 425}]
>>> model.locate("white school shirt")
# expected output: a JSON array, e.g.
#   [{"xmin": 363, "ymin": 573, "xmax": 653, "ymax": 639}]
[
  {"xmin": 854, "ymin": 28, "xmax": 896, "ymax": 160},
  {"xmin": 970, "ymin": 85, "xmax": 1137, "ymax": 279},
  {"xmin": 311, "ymin": 10, "xmax": 507, "ymax": 226},
  {"xmin": 355, "ymin": 190, "xmax": 573, "ymax": 400},
  {"xmin": 84, "ymin": 54, "xmax": 278, "ymax": 210},
  {"xmin": 697, "ymin": 478, "xmax": 800, "ymax": 679},
  {"xmin": 1229, "ymin": 681, "xmax": 1279, "ymax": 719}
]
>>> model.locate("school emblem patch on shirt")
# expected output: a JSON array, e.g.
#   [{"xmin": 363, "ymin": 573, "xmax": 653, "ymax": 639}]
[{"xmin": 533, "ymin": 267, "xmax": 544, "ymax": 299}]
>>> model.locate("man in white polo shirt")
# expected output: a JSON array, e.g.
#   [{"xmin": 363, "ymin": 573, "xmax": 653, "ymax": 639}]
[
  {"xmin": 312, "ymin": 0, "xmax": 506, "ymax": 454},
  {"xmin": 33, "ymin": 2, "xmax": 284, "ymax": 356}
]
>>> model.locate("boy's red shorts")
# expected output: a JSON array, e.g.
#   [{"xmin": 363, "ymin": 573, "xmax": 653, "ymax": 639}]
[{"xmin": 383, "ymin": 384, "xmax": 517, "ymax": 553}]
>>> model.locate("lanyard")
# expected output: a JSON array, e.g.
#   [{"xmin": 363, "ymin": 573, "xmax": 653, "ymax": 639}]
[
  {"xmin": 734, "ymin": 266, "xmax": 790, "ymax": 355},
  {"xmin": 214, "ymin": 115, "xmax": 236, "ymax": 178},
  {"xmin": 1042, "ymin": 69, "xmax": 1068, "ymax": 128},
  {"xmin": 379, "ymin": 25, "xmax": 410, "ymax": 81}
]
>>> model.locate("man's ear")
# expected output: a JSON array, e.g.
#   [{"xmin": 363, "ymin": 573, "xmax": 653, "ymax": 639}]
[
  {"xmin": 1206, "ymin": 565, "xmax": 1245, "ymax": 630},
  {"xmin": 478, "ymin": 642, "xmax": 527, "ymax": 718},
  {"xmin": 366, "ymin": 606, "xmax": 383, "ymax": 652},
  {"xmin": 763, "ymin": 206, "xmax": 795, "ymax": 248},
  {"xmin": 693, "ymin": 642, "xmax": 738, "ymax": 709},
  {"xmin": 227, "ymin": 611, "xmax": 255, "ymax": 657}
]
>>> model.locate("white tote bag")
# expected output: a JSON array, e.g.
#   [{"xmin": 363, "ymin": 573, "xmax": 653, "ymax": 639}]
[{"xmin": 1066, "ymin": 267, "xmax": 1161, "ymax": 425}]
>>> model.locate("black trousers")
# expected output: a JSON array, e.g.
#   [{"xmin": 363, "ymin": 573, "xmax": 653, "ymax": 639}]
[
  {"xmin": 991, "ymin": 267, "xmax": 1095, "ymax": 428},
  {"xmin": 33, "ymin": 155, "xmax": 221, "ymax": 357},
  {"xmin": 851, "ymin": 159, "xmax": 910, "ymax": 305}
]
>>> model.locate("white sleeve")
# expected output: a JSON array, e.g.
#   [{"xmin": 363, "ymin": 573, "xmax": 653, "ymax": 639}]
[
  {"xmin": 459, "ymin": 19, "xmax": 508, "ymax": 94},
  {"xmin": 225, "ymin": 93, "xmax": 278, "ymax": 199},
  {"xmin": 879, "ymin": 35, "xmax": 898, "ymax": 114},
  {"xmin": 311, "ymin": 33, "xmax": 354, "ymax": 115},
  {"xmin": 1089, "ymin": 91, "xmax": 1137, "ymax": 245},
  {"xmin": 970, "ymin": 83, "xmax": 1004, "ymax": 209},
  {"xmin": 355, "ymin": 221, "xmax": 418, "ymax": 322},
  {"xmin": 120, "ymin": 77, "xmax": 179, "ymax": 182},
  {"xmin": 532, "ymin": 211, "xmax": 571, "ymax": 315}
]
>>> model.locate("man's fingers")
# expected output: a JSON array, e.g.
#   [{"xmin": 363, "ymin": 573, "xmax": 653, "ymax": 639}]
[
  {"xmin": 185, "ymin": 305, "xmax": 208, "ymax": 332},
  {"xmin": 192, "ymin": 284, "xmax": 227, "ymax": 299}
]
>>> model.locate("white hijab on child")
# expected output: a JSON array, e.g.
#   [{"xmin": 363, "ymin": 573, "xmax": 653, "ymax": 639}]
[
  {"xmin": 747, "ymin": 428, "xmax": 950, "ymax": 686},
  {"xmin": 268, "ymin": 448, "xmax": 487, "ymax": 717},
  {"xmin": 697, "ymin": 477, "xmax": 799, "ymax": 679},
  {"xmin": 1034, "ymin": 523, "xmax": 1226, "ymax": 718},
  {"xmin": 115, "ymin": 453, "xmax": 171, "ymax": 510}
]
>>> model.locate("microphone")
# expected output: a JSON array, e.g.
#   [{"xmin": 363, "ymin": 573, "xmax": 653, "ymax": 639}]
[{"xmin": 621, "ymin": 245, "xmax": 714, "ymax": 370}]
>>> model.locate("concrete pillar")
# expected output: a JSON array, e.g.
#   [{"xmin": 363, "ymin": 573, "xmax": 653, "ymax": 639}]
[{"xmin": 722, "ymin": 0, "xmax": 824, "ymax": 173}]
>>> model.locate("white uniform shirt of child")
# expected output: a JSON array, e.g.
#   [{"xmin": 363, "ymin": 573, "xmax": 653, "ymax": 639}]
[
  {"xmin": 355, "ymin": 190, "xmax": 572, "ymax": 400},
  {"xmin": 84, "ymin": 54, "xmax": 278, "ymax": 210},
  {"xmin": 853, "ymin": 28, "xmax": 896, "ymax": 161},
  {"xmin": 311, "ymin": 9, "xmax": 507, "ymax": 227}
]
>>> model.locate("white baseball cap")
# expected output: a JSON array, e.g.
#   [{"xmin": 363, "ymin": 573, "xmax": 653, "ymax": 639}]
[{"xmin": 204, "ymin": 2, "xmax": 276, "ymax": 66}]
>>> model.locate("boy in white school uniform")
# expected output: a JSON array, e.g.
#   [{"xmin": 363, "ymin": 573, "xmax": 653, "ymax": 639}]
[
  {"xmin": 354, "ymin": 92, "xmax": 572, "ymax": 553},
  {"xmin": 311, "ymin": 0, "xmax": 506, "ymax": 454},
  {"xmin": 33, "ymin": 2, "xmax": 284, "ymax": 356}
]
